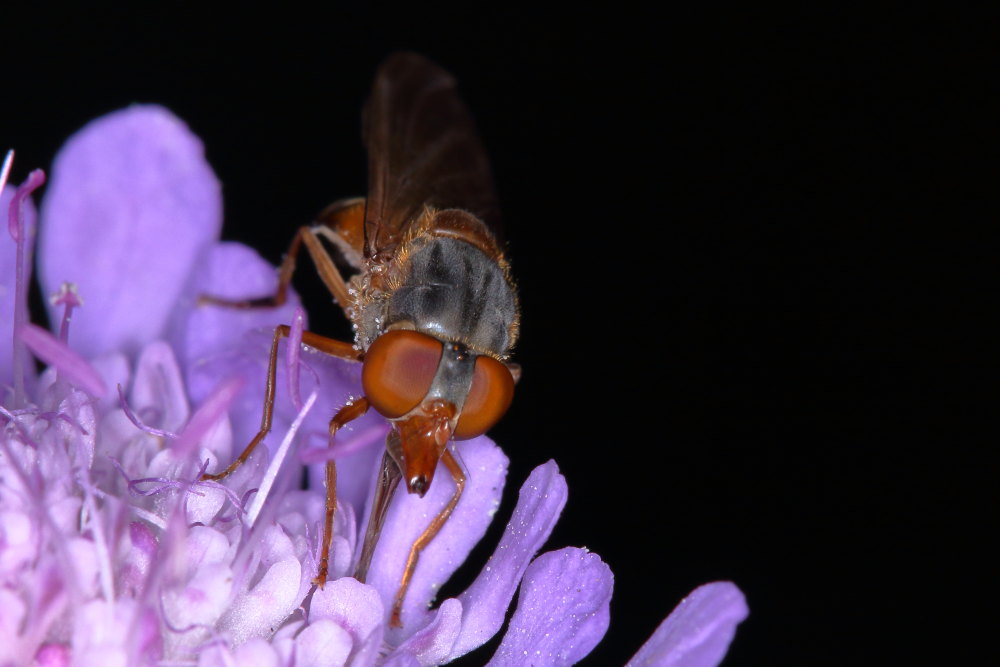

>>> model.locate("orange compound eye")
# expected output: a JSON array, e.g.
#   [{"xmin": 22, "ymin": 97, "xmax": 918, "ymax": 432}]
[
  {"xmin": 454, "ymin": 355, "xmax": 515, "ymax": 439},
  {"xmin": 362, "ymin": 330, "xmax": 443, "ymax": 418}
]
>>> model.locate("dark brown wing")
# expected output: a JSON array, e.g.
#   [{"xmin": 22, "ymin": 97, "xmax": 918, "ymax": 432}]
[{"xmin": 363, "ymin": 52, "xmax": 500, "ymax": 262}]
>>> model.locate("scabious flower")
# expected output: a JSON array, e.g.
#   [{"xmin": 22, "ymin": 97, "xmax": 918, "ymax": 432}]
[{"xmin": 1, "ymin": 108, "xmax": 747, "ymax": 666}]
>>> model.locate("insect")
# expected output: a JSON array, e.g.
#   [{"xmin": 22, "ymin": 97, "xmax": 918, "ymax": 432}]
[{"xmin": 200, "ymin": 52, "xmax": 520, "ymax": 628}]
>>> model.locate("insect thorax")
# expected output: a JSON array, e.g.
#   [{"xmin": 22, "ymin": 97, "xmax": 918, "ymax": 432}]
[{"xmin": 353, "ymin": 236, "xmax": 517, "ymax": 358}]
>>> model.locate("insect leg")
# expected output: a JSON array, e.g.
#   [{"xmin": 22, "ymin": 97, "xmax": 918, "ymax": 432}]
[
  {"xmin": 314, "ymin": 397, "xmax": 370, "ymax": 587},
  {"xmin": 199, "ymin": 198, "xmax": 365, "ymax": 315},
  {"xmin": 389, "ymin": 447, "xmax": 466, "ymax": 628},
  {"xmin": 200, "ymin": 325, "xmax": 360, "ymax": 482}
]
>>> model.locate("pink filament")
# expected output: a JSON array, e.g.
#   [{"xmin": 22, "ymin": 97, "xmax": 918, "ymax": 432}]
[{"xmin": 8, "ymin": 169, "xmax": 46, "ymax": 407}]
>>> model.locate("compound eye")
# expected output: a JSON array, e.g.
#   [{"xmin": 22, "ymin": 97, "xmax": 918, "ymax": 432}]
[
  {"xmin": 362, "ymin": 330, "xmax": 442, "ymax": 418},
  {"xmin": 454, "ymin": 355, "xmax": 515, "ymax": 439}
]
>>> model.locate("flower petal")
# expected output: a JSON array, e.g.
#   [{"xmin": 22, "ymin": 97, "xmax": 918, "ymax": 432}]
[
  {"xmin": 626, "ymin": 581, "xmax": 748, "ymax": 667},
  {"xmin": 309, "ymin": 577, "xmax": 384, "ymax": 647},
  {"xmin": 66, "ymin": 537, "xmax": 101, "ymax": 601},
  {"xmin": 71, "ymin": 598, "xmax": 162, "ymax": 666},
  {"xmin": 0, "ymin": 588, "xmax": 27, "ymax": 661},
  {"xmin": 198, "ymin": 638, "xmax": 280, "ymax": 667},
  {"xmin": 185, "ymin": 524, "xmax": 231, "ymax": 572},
  {"xmin": 162, "ymin": 560, "xmax": 233, "ymax": 648},
  {"xmin": 294, "ymin": 618, "xmax": 353, "ymax": 667},
  {"xmin": 363, "ymin": 437, "xmax": 508, "ymax": 638},
  {"xmin": 131, "ymin": 340, "xmax": 191, "ymax": 435},
  {"xmin": 0, "ymin": 509, "xmax": 37, "ymax": 573},
  {"xmin": 450, "ymin": 459, "xmax": 568, "ymax": 659},
  {"xmin": 217, "ymin": 556, "xmax": 302, "ymax": 645},
  {"xmin": 308, "ymin": 579, "xmax": 385, "ymax": 667},
  {"xmin": 17, "ymin": 323, "xmax": 107, "ymax": 397},
  {"xmin": 38, "ymin": 105, "xmax": 222, "ymax": 359},
  {"xmin": 172, "ymin": 241, "xmax": 301, "ymax": 392},
  {"xmin": 118, "ymin": 521, "xmax": 157, "ymax": 597},
  {"xmin": 489, "ymin": 547, "xmax": 612, "ymax": 666},
  {"xmin": 89, "ymin": 351, "xmax": 131, "ymax": 412},
  {"xmin": 387, "ymin": 597, "xmax": 462, "ymax": 666}
]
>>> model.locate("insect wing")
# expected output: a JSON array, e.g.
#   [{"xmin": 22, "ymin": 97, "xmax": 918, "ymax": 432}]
[{"xmin": 363, "ymin": 52, "xmax": 501, "ymax": 262}]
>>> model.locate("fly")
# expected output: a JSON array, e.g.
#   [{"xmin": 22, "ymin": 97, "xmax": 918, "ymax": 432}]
[{"xmin": 200, "ymin": 52, "xmax": 520, "ymax": 628}]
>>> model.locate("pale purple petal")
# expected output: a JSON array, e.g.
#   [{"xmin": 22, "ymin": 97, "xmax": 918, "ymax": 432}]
[
  {"xmin": 388, "ymin": 597, "xmax": 462, "ymax": 665},
  {"xmin": 0, "ymin": 510, "xmax": 37, "ymax": 573},
  {"xmin": 130, "ymin": 340, "xmax": 191, "ymax": 435},
  {"xmin": 271, "ymin": 631, "xmax": 299, "ymax": 667},
  {"xmin": 88, "ymin": 351, "xmax": 130, "ymax": 412},
  {"xmin": 118, "ymin": 521, "xmax": 157, "ymax": 597},
  {"xmin": 71, "ymin": 598, "xmax": 162, "ymax": 666},
  {"xmin": 26, "ymin": 382, "xmax": 98, "ymax": 474},
  {"xmin": 39, "ymin": 105, "xmax": 222, "ymax": 359},
  {"xmin": 450, "ymin": 460, "xmax": 568, "ymax": 659},
  {"xmin": 162, "ymin": 560, "xmax": 233, "ymax": 634},
  {"xmin": 198, "ymin": 638, "xmax": 280, "ymax": 667},
  {"xmin": 217, "ymin": 556, "xmax": 302, "ymax": 645},
  {"xmin": 232, "ymin": 637, "xmax": 282, "ymax": 667},
  {"xmin": 169, "ymin": 374, "xmax": 241, "ymax": 462},
  {"xmin": 490, "ymin": 548, "xmax": 612, "ymax": 666},
  {"xmin": 171, "ymin": 241, "xmax": 301, "ymax": 384},
  {"xmin": 306, "ymin": 574, "xmax": 384, "ymax": 666},
  {"xmin": 295, "ymin": 618, "xmax": 353, "ymax": 666},
  {"xmin": 309, "ymin": 577, "xmax": 384, "ymax": 646},
  {"xmin": 185, "ymin": 524, "xmax": 231, "ymax": 571},
  {"xmin": 0, "ymin": 589, "xmax": 28, "ymax": 662},
  {"xmin": 363, "ymin": 437, "xmax": 508, "ymax": 638},
  {"xmin": 66, "ymin": 537, "xmax": 102, "ymax": 601},
  {"xmin": 626, "ymin": 581, "xmax": 749, "ymax": 667},
  {"xmin": 160, "ymin": 526, "xmax": 234, "ymax": 659},
  {"xmin": 17, "ymin": 323, "xmax": 107, "ymax": 398}
]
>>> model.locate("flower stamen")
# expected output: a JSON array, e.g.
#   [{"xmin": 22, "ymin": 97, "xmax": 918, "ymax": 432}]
[
  {"xmin": 49, "ymin": 282, "xmax": 84, "ymax": 343},
  {"xmin": 8, "ymin": 168, "xmax": 45, "ymax": 408},
  {"xmin": 117, "ymin": 383, "xmax": 179, "ymax": 440}
]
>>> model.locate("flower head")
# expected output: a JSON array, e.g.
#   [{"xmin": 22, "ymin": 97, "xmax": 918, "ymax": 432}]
[{"xmin": 1, "ymin": 107, "xmax": 747, "ymax": 665}]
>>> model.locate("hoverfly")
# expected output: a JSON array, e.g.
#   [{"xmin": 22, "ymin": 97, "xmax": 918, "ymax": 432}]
[{"xmin": 201, "ymin": 53, "xmax": 520, "ymax": 628}]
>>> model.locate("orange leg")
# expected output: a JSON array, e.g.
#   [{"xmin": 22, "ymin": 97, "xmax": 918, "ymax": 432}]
[
  {"xmin": 314, "ymin": 397, "xmax": 370, "ymax": 587},
  {"xmin": 198, "ymin": 198, "xmax": 366, "ymax": 313},
  {"xmin": 198, "ymin": 225, "xmax": 349, "ymax": 310},
  {"xmin": 390, "ymin": 448, "xmax": 466, "ymax": 628},
  {"xmin": 198, "ymin": 199, "xmax": 371, "ymax": 584},
  {"xmin": 200, "ymin": 325, "xmax": 361, "ymax": 482}
]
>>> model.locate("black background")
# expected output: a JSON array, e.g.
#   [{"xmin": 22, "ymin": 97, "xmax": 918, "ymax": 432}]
[{"xmin": 2, "ymin": 5, "xmax": 990, "ymax": 666}]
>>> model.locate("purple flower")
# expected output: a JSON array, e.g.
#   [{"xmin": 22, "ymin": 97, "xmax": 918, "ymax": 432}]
[{"xmin": 1, "ymin": 107, "xmax": 747, "ymax": 665}]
